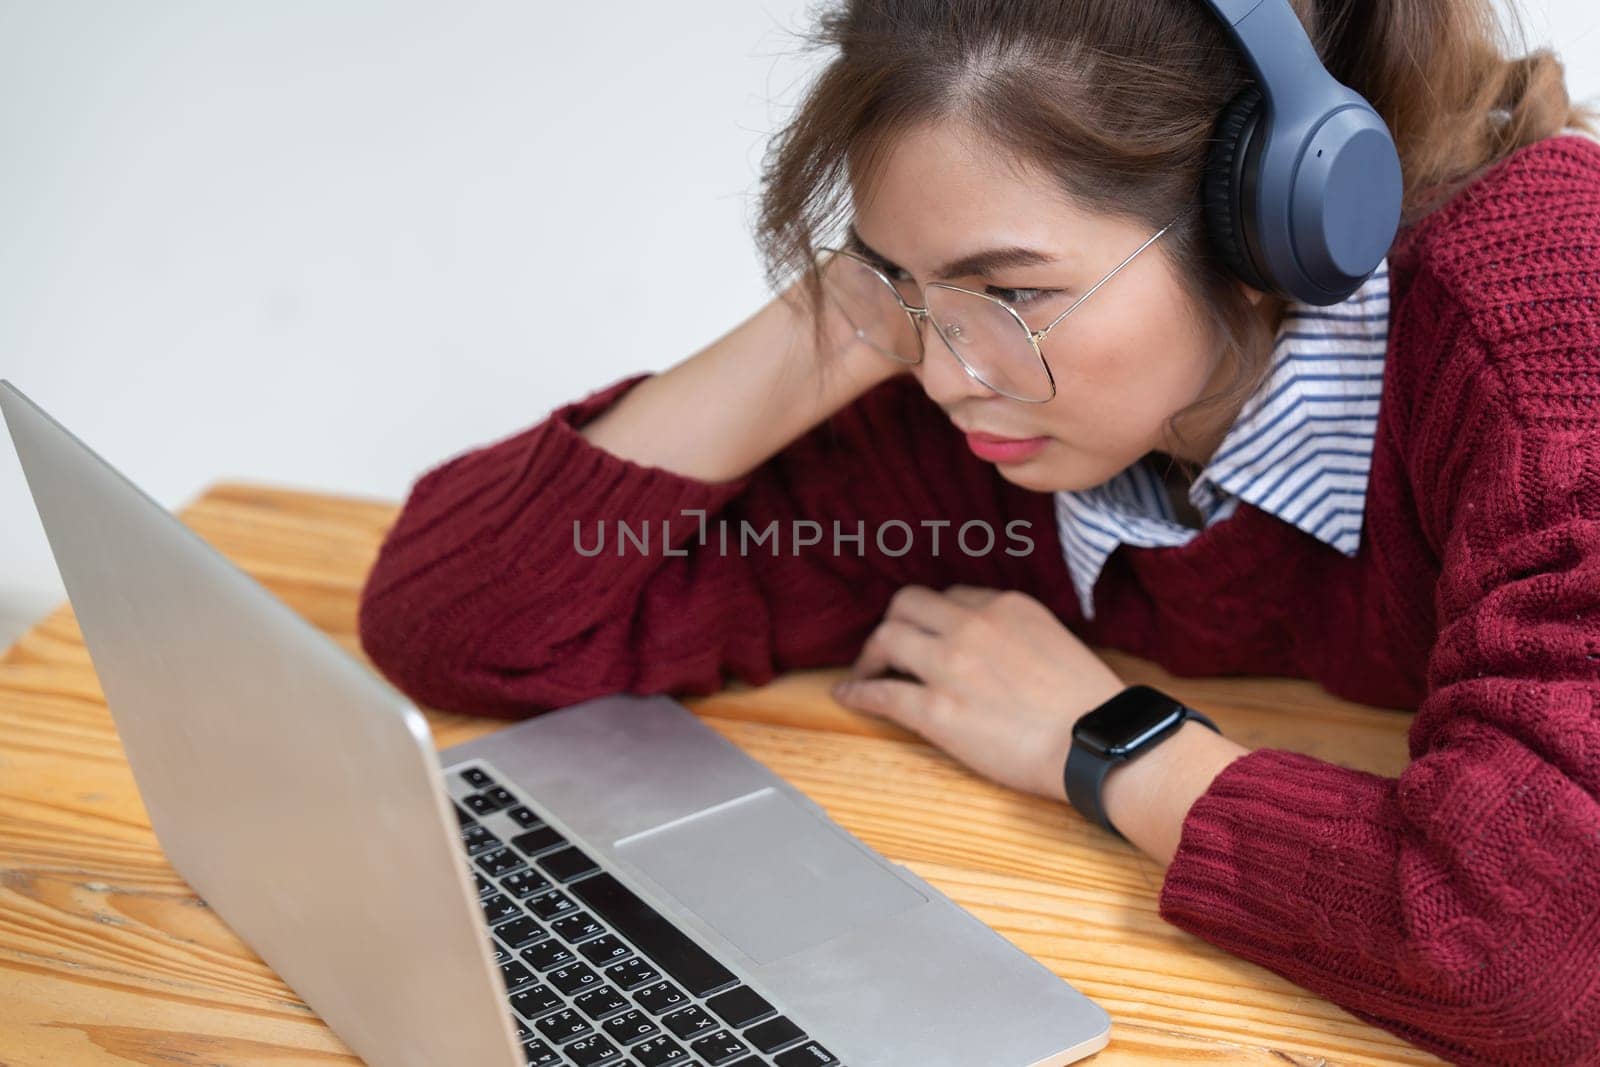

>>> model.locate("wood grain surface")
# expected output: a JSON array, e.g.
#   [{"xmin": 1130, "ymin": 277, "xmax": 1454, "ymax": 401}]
[{"xmin": 0, "ymin": 482, "xmax": 1442, "ymax": 1066}]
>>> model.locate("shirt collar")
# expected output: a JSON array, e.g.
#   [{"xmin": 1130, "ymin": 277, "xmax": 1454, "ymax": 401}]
[{"xmin": 1053, "ymin": 260, "xmax": 1391, "ymax": 621}]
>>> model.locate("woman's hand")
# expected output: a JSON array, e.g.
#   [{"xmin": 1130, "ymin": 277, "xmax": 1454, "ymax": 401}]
[{"xmin": 831, "ymin": 584, "xmax": 1126, "ymax": 801}]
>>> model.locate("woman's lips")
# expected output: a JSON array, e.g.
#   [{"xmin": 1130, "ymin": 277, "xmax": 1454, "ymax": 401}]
[{"xmin": 963, "ymin": 430, "xmax": 1050, "ymax": 464}]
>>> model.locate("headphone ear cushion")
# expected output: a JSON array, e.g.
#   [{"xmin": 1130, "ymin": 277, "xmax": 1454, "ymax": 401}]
[{"xmin": 1203, "ymin": 84, "xmax": 1273, "ymax": 294}]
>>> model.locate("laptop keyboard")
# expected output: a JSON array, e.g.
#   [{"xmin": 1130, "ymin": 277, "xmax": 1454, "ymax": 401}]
[{"xmin": 448, "ymin": 762, "xmax": 844, "ymax": 1067}]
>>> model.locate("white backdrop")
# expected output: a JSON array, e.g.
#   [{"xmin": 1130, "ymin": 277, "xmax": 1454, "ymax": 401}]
[{"xmin": 3, "ymin": 0, "xmax": 1598, "ymax": 646}]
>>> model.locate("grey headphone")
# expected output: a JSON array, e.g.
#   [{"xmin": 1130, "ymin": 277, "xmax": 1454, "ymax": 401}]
[{"xmin": 1198, "ymin": 0, "xmax": 1403, "ymax": 305}]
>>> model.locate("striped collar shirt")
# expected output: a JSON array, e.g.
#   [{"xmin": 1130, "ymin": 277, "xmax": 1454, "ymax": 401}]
[{"xmin": 1053, "ymin": 259, "xmax": 1391, "ymax": 621}]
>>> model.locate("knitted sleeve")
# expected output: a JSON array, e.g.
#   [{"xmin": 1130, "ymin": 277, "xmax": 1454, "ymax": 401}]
[
  {"xmin": 1156, "ymin": 324, "xmax": 1600, "ymax": 1063},
  {"xmin": 357, "ymin": 371, "xmax": 1043, "ymax": 718}
]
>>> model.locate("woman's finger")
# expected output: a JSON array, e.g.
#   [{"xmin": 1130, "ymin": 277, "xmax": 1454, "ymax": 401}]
[
  {"xmin": 941, "ymin": 584, "xmax": 1003, "ymax": 610},
  {"xmin": 832, "ymin": 676, "xmax": 934, "ymax": 735},
  {"xmin": 883, "ymin": 583, "xmax": 969, "ymax": 635},
  {"xmin": 850, "ymin": 617, "xmax": 941, "ymax": 680}
]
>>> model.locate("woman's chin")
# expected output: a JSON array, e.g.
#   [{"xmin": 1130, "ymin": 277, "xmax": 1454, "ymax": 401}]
[
  {"xmin": 991, "ymin": 450, "xmax": 1113, "ymax": 494},
  {"xmin": 989, "ymin": 453, "xmax": 1064, "ymax": 492}
]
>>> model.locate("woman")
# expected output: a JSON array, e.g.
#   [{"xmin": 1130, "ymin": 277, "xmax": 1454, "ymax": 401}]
[{"xmin": 358, "ymin": 1, "xmax": 1600, "ymax": 1063}]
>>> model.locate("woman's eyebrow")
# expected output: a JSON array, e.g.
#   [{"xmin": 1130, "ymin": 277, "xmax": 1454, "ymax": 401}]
[{"xmin": 846, "ymin": 224, "xmax": 1058, "ymax": 280}]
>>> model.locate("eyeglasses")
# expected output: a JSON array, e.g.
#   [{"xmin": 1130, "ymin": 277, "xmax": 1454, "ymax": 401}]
[{"xmin": 816, "ymin": 219, "xmax": 1175, "ymax": 403}]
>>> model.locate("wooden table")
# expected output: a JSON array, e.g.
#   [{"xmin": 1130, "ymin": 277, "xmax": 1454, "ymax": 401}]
[{"xmin": 0, "ymin": 482, "xmax": 1443, "ymax": 1066}]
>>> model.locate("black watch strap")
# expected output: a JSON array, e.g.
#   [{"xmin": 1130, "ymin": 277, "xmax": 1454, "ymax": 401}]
[
  {"xmin": 1066, "ymin": 739, "xmax": 1124, "ymax": 839},
  {"xmin": 1064, "ymin": 687, "xmax": 1221, "ymax": 841}
]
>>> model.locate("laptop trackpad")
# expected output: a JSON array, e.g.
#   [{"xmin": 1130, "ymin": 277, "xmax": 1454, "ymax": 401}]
[{"xmin": 613, "ymin": 787, "xmax": 927, "ymax": 964}]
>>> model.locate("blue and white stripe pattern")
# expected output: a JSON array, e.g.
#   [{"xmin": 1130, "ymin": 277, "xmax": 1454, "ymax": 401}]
[{"xmin": 1053, "ymin": 260, "xmax": 1391, "ymax": 621}]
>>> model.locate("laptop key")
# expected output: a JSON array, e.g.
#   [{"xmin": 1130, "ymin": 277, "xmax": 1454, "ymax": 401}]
[
  {"xmin": 483, "ymin": 785, "xmax": 518, "ymax": 809},
  {"xmin": 577, "ymin": 934, "xmax": 631, "ymax": 966},
  {"xmin": 527, "ymin": 889, "xmax": 578, "ymax": 921},
  {"xmin": 489, "ymin": 940, "xmax": 514, "ymax": 966},
  {"xmin": 474, "ymin": 872, "xmax": 495, "ymax": 898},
  {"xmin": 568, "ymin": 873, "xmax": 737, "ymax": 998},
  {"xmin": 745, "ymin": 1015, "xmax": 806, "ymax": 1054},
  {"xmin": 462, "ymin": 824, "xmax": 501, "ymax": 856},
  {"xmin": 603, "ymin": 956, "xmax": 661, "ymax": 991},
  {"xmin": 481, "ymin": 892, "xmax": 522, "ymax": 927},
  {"xmin": 632, "ymin": 980, "xmax": 688, "ymax": 1016},
  {"xmin": 550, "ymin": 911, "xmax": 605, "ymax": 943},
  {"xmin": 572, "ymin": 984, "xmax": 629, "ymax": 1021},
  {"xmin": 521, "ymin": 1037, "xmax": 560, "ymax": 1065},
  {"xmin": 500, "ymin": 960, "xmax": 536, "ymax": 992},
  {"xmin": 501, "ymin": 869, "xmax": 552, "ymax": 899},
  {"xmin": 630, "ymin": 1035, "xmax": 690, "ymax": 1066},
  {"xmin": 510, "ymin": 983, "xmax": 563, "ymax": 1019},
  {"xmin": 477, "ymin": 788, "xmax": 516, "ymax": 813},
  {"xmin": 512, "ymin": 1016, "xmax": 534, "ymax": 1041},
  {"xmin": 547, "ymin": 962, "xmax": 603, "ymax": 996},
  {"xmin": 511, "ymin": 825, "xmax": 569, "ymax": 856},
  {"xmin": 464, "ymin": 792, "xmax": 507, "ymax": 816},
  {"xmin": 689, "ymin": 1029, "xmax": 750, "ymax": 1065},
  {"xmin": 454, "ymin": 803, "xmax": 478, "ymax": 827},
  {"xmin": 563, "ymin": 1033, "xmax": 621, "ymax": 1066},
  {"xmin": 496, "ymin": 916, "xmax": 548, "ymax": 950},
  {"xmin": 536, "ymin": 845, "xmax": 600, "ymax": 883},
  {"xmin": 521, "ymin": 938, "xmax": 576, "ymax": 971},
  {"xmin": 705, "ymin": 986, "xmax": 775, "ymax": 1028},
  {"xmin": 661, "ymin": 1005, "xmax": 717, "ymax": 1040},
  {"xmin": 460, "ymin": 767, "xmax": 494, "ymax": 789},
  {"xmin": 772, "ymin": 1041, "xmax": 839, "ymax": 1066},
  {"xmin": 506, "ymin": 804, "xmax": 542, "ymax": 829},
  {"xmin": 601, "ymin": 1008, "xmax": 659, "ymax": 1045},
  {"xmin": 476, "ymin": 846, "xmax": 528, "ymax": 878},
  {"xmin": 534, "ymin": 1007, "xmax": 592, "ymax": 1044}
]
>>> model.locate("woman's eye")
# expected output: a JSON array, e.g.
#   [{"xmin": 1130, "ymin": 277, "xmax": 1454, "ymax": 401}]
[{"xmin": 986, "ymin": 285, "xmax": 1054, "ymax": 308}]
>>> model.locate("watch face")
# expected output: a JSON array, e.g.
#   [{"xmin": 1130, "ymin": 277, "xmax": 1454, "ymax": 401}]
[{"xmin": 1073, "ymin": 686, "xmax": 1187, "ymax": 758}]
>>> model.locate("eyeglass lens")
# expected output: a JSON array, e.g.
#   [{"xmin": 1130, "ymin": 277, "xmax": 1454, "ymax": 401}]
[
  {"xmin": 818, "ymin": 252, "xmax": 923, "ymax": 365},
  {"xmin": 819, "ymin": 251, "xmax": 1054, "ymax": 402}
]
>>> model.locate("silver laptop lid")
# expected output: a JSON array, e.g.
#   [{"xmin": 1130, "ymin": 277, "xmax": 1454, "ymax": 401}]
[{"xmin": 1, "ymin": 380, "xmax": 522, "ymax": 1067}]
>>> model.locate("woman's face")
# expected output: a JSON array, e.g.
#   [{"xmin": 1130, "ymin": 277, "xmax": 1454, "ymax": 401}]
[{"xmin": 846, "ymin": 118, "xmax": 1262, "ymax": 493}]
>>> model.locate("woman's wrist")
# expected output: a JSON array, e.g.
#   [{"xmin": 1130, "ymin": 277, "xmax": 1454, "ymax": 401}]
[{"xmin": 1099, "ymin": 719, "xmax": 1251, "ymax": 868}]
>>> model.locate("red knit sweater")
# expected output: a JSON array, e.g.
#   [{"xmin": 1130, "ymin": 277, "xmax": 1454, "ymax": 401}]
[{"xmin": 358, "ymin": 134, "xmax": 1600, "ymax": 1066}]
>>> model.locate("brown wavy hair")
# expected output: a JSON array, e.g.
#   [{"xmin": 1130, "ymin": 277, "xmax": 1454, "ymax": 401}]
[{"xmin": 755, "ymin": 0, "xmax": 1600, "ymax": 480}]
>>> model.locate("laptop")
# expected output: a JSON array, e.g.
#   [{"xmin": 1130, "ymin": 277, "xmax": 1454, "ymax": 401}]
[{"xmin": 1, "ymin": 379, "xmax": 1112, "ymax": 1067}]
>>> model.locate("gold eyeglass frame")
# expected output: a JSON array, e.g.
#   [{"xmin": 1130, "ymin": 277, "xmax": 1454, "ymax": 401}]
[{"xmin": 817, "ymin": 218, "xmax": 1176, "ymax": 403}]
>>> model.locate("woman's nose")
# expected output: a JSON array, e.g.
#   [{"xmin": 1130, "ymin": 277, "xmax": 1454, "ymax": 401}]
[{"xmin": 915, "ymin": 319, "xmax": 998, "ymax": 405}]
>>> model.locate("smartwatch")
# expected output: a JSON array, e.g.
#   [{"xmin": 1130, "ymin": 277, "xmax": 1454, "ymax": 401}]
[{"xmin": 1064, "ymin": 684, "xmax": 1221, "ymax": 841}]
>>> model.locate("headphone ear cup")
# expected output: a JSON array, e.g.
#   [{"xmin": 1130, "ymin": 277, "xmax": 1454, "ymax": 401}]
[{"xmin": 1203, "ymin": 84, "xmax": 1274, "ymax": 295}]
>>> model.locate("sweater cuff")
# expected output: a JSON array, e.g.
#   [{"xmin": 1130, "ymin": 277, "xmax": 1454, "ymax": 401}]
[
  {"xmin": 539, "ymin": 370, "xmax": 756, "ymax": 512},
  {"xmin": 406, "ymin": 371, "xmax": 756, "ymax": 553},
  {"xmin": 365, "ymin": 371, "xmax": 756, "ymax": 618},
  {"xmin": 468, "ymin": 372, "xmax": 759, "ymax": 600},
  {"xmin": 1157, "ymin": 747, "xmax": 1398, "ymax": 953}
]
